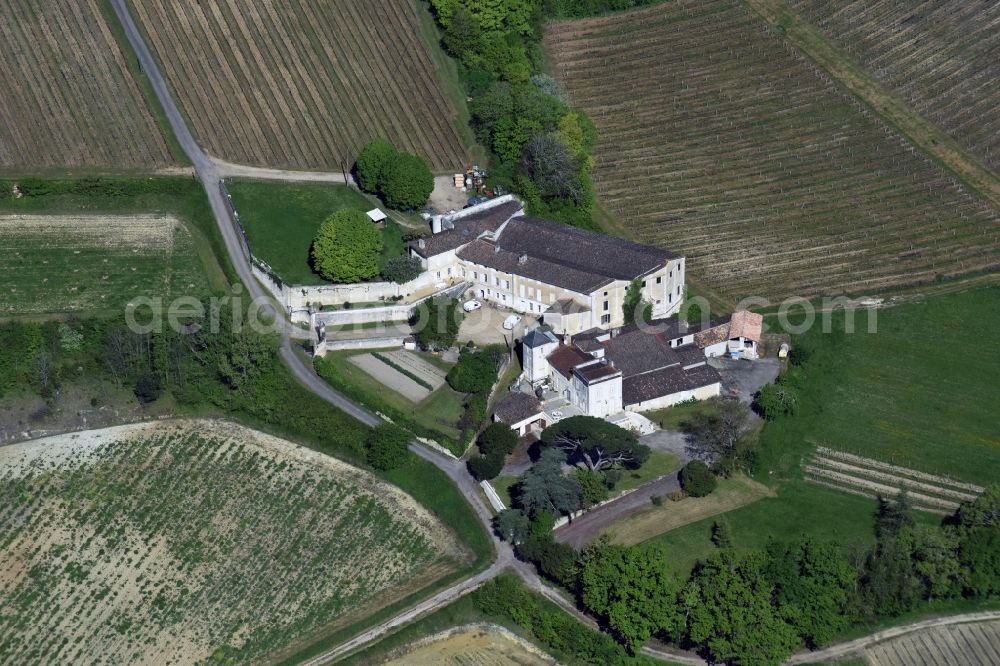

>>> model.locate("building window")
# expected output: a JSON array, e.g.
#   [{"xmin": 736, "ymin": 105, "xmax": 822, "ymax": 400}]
[
  {"xmin": 603, "ymin": 300, "xmax": 609, "ymax": 312},
  {"xmin": 656, "ymin": 276, "xmax": 662, "ymax": 284},
  {"xmin": 677, "ymin": 285, "xmax": 681, "ymax": 295},
  {"xmin": 601, "ymin": 314, "xmax": 611, "ymax": 324},
  {"xmin": 436, "ymin": 271, "xmax": 441, "ymax": 278}
]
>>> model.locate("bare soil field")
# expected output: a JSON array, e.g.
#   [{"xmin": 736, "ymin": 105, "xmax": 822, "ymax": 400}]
[
  {"xmin": 0, "ymin": 419, "xmax": 467, "ymax": 664},
  {"xmin": 351, "ymin": 353, "xmax": 434, "ymax": 402},
  {"xmin": 789, "ymin": 0, "xmax": 1000, "ymax": 173},
  {"xmin": 378, "ymin": 623, "xmax": 556, "ymax": 666},
  {"xmin": 0, "ymin": 0, "xmax": 175, "ymax": 172},
  {"xmin": 544, "ymin": 0, "xmax": 1000, "ymax": 302},
  {"xmin": 856, "ymin": 619, "xmax": 1000, "ymax": 665},
  {"xmin": 0, "ymin": 214, "xmax": 205, "ymax": 315},
  {"xmin": 128, "ymin": 0, "xmax": 469, "ymax": 171}
]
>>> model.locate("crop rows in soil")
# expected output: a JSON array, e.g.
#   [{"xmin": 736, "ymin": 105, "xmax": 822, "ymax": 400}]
[
  {"xmin": 544, "ymin": 0, "xmax": 1000, "ymax": 302},
  {"xmin": 0, "ymin": 421, "xmax": 459, "ymax": 664},
  {"xmin": 865, "ymin": 620, "xmax": 1000, "ymax": 665},
  {"xmin": 790, "ymin": 0, "xmax": 1000, "ymax": 172},
  {"xmin": 804, "ymin": 447, "xmax": 984, "ymax": 515},
  {"xmin": 0, "ymin": 0, "xmax": 174, "ymax": 171},
  {"xmin": 130, "ymin": 0, "xmax": 468, "ymax": 171}
]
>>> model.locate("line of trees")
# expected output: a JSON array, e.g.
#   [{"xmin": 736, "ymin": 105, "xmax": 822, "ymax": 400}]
[
  {"xmin": 355, "ymin": 138, "xmax": 434, "ymax": 211},
  {"xmin": 428, "ymin": 0, "xmax": 600, "ymax": 230},
  {"xmin": 494, "ymin": 486, "xmax": 1000, "ymax": 663}
]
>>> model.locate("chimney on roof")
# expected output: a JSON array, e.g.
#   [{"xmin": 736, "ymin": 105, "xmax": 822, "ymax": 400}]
[
  {"xmin": 494, "ymin": 244, "xmax": 501, "ymax": 254},
  {"xmin": 518, "ymin": 253, "xmax": 528, "ymax": 265},
  {"xmin": 418, "ymin": 238, "xmax": 426, "ymax": 250}
]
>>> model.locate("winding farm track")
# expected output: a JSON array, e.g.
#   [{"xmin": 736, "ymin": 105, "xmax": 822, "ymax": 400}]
[
  {"xmin": 785, "ymin": 612, "xmax": 1000, "ymax": 664},
  {"xmin": 104, "ymin": 2, "xmax": 989, "ymax": 664}
]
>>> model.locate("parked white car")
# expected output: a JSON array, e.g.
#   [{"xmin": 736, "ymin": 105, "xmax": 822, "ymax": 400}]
[
  {"xmin": 463, "ymin": 299, "xmax": 483, "ymax": 312},
  {"xmin": 502, "ymin": 314, "xmax": 522, "ymax": 330}
]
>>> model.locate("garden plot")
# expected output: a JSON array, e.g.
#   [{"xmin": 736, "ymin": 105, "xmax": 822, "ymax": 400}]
[
  {"xmin": 351, "ymin": 352, "xmax": 440, "ymax": 403},
  {"xmin": 381, "ymin": 623, "xmax": 556, "ymax": 666},
  {"xmin": 383, "ymin": 351, "xmax": 447, "ymax": 390},
  {"xmin": 0, "ymin": 419, "xmax": 465, "ymax": 665},
  {"xmin": 0, "ymin": 214, "xmax": 205, "ymax": 315}
]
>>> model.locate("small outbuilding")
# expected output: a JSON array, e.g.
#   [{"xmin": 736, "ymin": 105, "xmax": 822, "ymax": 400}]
[
  {"xmin": 494, "ymin": 391, "xmax": 546, "ymax": 435},
  {"xmin": 366, "ymin": 208, "xmax": 387, "ymax": 227}
]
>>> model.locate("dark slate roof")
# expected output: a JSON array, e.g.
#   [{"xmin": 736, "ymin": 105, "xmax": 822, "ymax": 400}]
[
  {"xmin": 496, "ymin": 216, "xmax": 678, "ymax": 281},
  {"xmin": 409, "ymin": 200, "xmax": 522, "ymax": 258},
  {"xmin": 548, "ymin": 298, "xmax": 591, "ymax": 315},
  {"xmin": 602, "ymin": 328, "xmax": 677, "ymax": 377},
  {"xmin": 494, "ymin": 391, "xmax": 544, "ymax": 424},
  {"xmin": 622, "ymin": 362, "xmax": 721, "ymax": 406},
  {"xmin": 623, "ymin": 366, "xmax": 689, "ymax": 406},
  {"xmin": 574, "ymin": 361, "xmax": 621, "ymax": 384},
  {"xmin": 547, "ymin": 344, "xmax": 593, "ymax": 379},
  {"xmin": 674, "ymin": 344, "xmax": 707, "ymax": 369},
  {"xmin": 574, "ymin": 338, "xmax": 604, "ymax": 353},
  {"xmin": 523, "ymin": 328, "xmax": 559, "ymax": 349},
  {"xmin": 458, "ymin": 239, "xmax": 612, "ymax": 294}
]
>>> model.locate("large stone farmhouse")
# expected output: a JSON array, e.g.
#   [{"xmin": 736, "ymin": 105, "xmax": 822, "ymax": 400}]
[{"xmin": 408, "ymin": 196, "xmax": 686, "ymax": 334}]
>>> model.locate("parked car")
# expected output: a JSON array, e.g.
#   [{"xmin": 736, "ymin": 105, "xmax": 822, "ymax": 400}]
[
  {"xmin": 463, "ymin": 299, "xmax": 482, "ymax": 312},
  {"xmin": 502, "ymin": 314, "xmax": 522, "ymax": 330}
]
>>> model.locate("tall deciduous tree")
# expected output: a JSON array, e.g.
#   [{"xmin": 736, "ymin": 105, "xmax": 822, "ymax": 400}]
[
  {"xmin": 310, "ymin": 209, "xmax": 383, "ymax": 283},
  {"xmin": 382, "ymin": 152, "xmax": 434, "ymax": 210},
  {"xmin": 355, "ymin": 138, "xmax": 396, "ymax": 193},
  {"xmin": 540, "ymin": 416, "xmax": 650, "ymax": 471},
  {"xmin": 682, "ymin": 400, "xmax": 755, "ymax": 474},
  {"xmin": 580, "ymin": 541, "xmax": 682, "ymax": 652}
]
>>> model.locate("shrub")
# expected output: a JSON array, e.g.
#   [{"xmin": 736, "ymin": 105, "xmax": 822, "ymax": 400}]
[
  {"xmin": 478, "ymin": 422, "xmax": 517, "ymax": 457},
  {"xmin": 364, "ymin": 423, "xmax": 411, "ymax": 471},
  {"xmin": 310, "ymin": 209, "xmax": 384, "ymax": 283},
  {"xmin": 468, "ymin": 451, "xmax": 505, "ymax": 480},
  {"xmin": 679, "ymin": 460, "xmax": 717, "ymax": 497},
  {"xmin": 446, "ymin": 345, "xmax": 507, "ymax": 394},
  {"xmin": 133, "ymin": 374, "xmax": 162, "ymax": 404},
  {"xmin": 381, "ymin": 255, "xmax": 423, "ymax": 284},
  {"xmin": 755, "ymin": 382, "xmax": 799, "ymax": 420}
]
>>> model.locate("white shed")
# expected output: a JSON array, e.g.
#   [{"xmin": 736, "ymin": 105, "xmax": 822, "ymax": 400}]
[{"xmin": 366, "ymin": 208, "xmax": 387, "ymax": 224}]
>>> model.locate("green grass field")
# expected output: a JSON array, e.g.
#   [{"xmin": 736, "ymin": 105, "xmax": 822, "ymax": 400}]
[
  {"xmin": 614, "ymin": 449, "xmax": 681, "ymax": 493},
  {"xmin": 227, "ymin": 180, "xmax": 405, "ymax": 285},
  {"xmin": 759, "ymin": 285, "xmax": 1000, "ymax": 486},
  {"xmin": 649, "ymin": 479, "xmax": 941, "ymax": 576},
  {"xmin": 0, "ymin": 178, "xmax": 229, "ymax": 316}
]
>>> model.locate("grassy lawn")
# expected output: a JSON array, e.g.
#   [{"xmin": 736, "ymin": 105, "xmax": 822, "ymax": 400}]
[
  {"xmin": 614, "ymin": 449, "xmax": 682, "ymax": 493},
  {"xmin": 643, "ymin": 398, "xmax": 724, "ymax": 431},
  {"xmin": 605, "ymin": 474, "xmax": 774, "ymax": 548},
  {"xmin": 314, "ymin": 349, "xmax": 465, "ymax": 449},
  {"xmin": 492, "ymin": 475, "xmax": 518, "ymax": 509},
  {"xmin": 758, "ymin": 285, "xmax": 1000, "ymax": 486},
  {"xmin": 227, "ymin": 180, "xmax": 406, "ymax": 285},
  {"xmin": 647, "ymin": 479, "xmax": 942, "ymax": 577}
]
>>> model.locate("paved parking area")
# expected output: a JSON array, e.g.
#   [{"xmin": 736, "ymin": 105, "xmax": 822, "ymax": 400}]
[
  {"xmin": 458, "ymin": 304, "xmax": 538, "ymax": 346},
  {"xmin": 708, "ymin": 357, "xmax": 781, "ymax": 402}
]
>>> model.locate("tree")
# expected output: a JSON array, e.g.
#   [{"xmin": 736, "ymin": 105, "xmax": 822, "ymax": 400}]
[
  {"xmin": 478, "ymin": 421, "xmax": 517, "ymax": 457},
  {"xmin": 494, "ymin": 508, "xmax": 531, "ymax": 544},
  {"xmin": 755, "ymin": 382, "xmax": 799, "ymax": 420},
  {"xmin": 682, "ymin": 400, "xmax": 755, "ymax": 474},
  {"xmin": 311, "ymin": 209, "xmax": 384, "ymax": 283},
  {"xmin": 133, "ymin": 373, "xmax": 162, "ymax": 403},
  {"xmin": 365, "ymin": 423, "xmax": 410, "ymax": 471},
  {"xmin": 540, "ymin": 416, "xmax": 650, "ymax": 472},
  {"xmin": 355, "ymin": 138, "xmax": 396, "ymax": 193},
  {"xmin": 412, "ymin": 297, "xmax": 461, "ymax": 350},
  {"xmin": 710, "ymin": 521, "xmax": 732, "ymax": 549},
  {"xmin": 447, "ymin": 345, "xmax": 507, "ymax": 393},
  {"xmin": 520, "ymin": 134, "xmax": 586, "ymax": 204},
  {"xmin": 516, "ymin": 448, "xmax": 581, "ymax": 516},
  {"xmin": 380, "ymin": 255, "xmax": 423, "ymax": 284},
  {"xmin": 622, "ymin": 279, "xmax": 652, "ymax": 325},
  {"xmin": 681, "ymin": 550, "xmax": 801, "ymax": 664},
  {"xmin": 572, "ymin": 468, "xmax": 609, "ymax": 507},
  {"xmin": 764, "ymin": 539, "xmax": 858, "ymax": 648},
  {"xmin": 875, "ymin": 491, "xmax": 916, "ymax": 541},
  {"xmin": 382, "ymin": 152, "xmax": 434, "ymax": 210},
  {"xmin": 580, "ymin": 541, "xmax": 682, "ymax": 652},
  {"xmin": 953, "ymin": 484, "xmax": 1000, "ymax": 596},
  {"xmin": 899, "ymin": 525, "xmax": 962, "ymax": 600},
  {"xmin": 679, "ymin": 460, "xmax": 717, "ymax": 497},
  {"xmin": 468, "ymin": 451, "xmax": 505, "ymax": 480}
]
